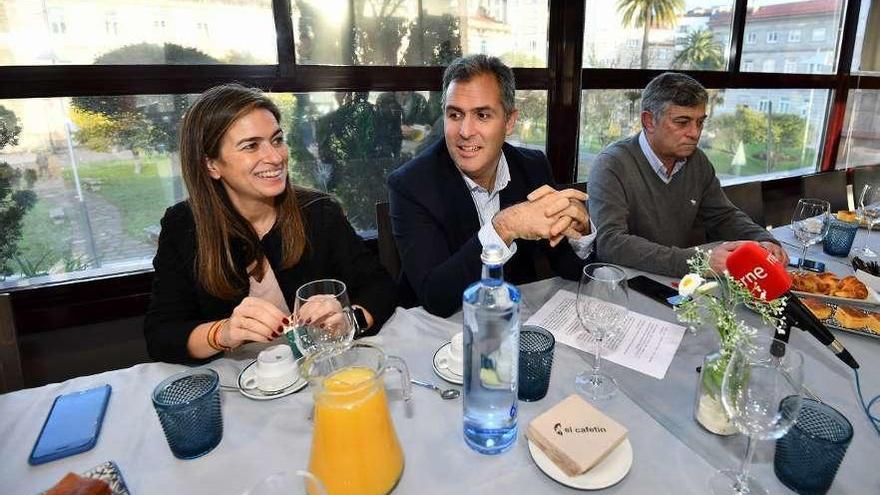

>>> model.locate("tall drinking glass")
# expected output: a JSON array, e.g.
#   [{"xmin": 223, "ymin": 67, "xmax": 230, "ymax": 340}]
[
  {"xmin": 575, "ymin": 263, "xmax": 629, "ymax": 401},
  {"xmin": 790, "ymin": 198, "xmax": 830, "ymax": 271},
  {"xmin": 286, "ymin": 279, "xmax": 355, "ymax": 358},
  {"xmin": 708, "ymin": 333, "xmax": 804, "ymax": 495},
  {"xmin": 857, "ymin": 184, "xmax": 880, "ymax": 257}
]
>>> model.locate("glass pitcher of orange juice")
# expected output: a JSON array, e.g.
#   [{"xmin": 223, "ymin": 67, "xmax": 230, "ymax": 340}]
[{"xmin": 299, "ymin": 342, "xmax": 411, "ymax": 495}]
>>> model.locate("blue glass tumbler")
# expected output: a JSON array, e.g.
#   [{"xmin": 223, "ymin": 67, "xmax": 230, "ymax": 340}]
[
  {"xmin": 152, "ymin": 368, "xmax": 223, "ymax": 459},
  {"xmin": 822, "ymin": 217, "xmax": 859, "ymax": 257},
  {"xmin": 518, "ymin": 325, "xmax": 555, "ymax": 401},
  {"xmin": 774, "ymin": 397, "xmax": 852, "ymax": 495}
]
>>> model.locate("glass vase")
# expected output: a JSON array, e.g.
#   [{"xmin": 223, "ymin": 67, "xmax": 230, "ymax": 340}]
[{"xmin": 694, "ymin": 350, "xmax": 737, "ymax": 436}]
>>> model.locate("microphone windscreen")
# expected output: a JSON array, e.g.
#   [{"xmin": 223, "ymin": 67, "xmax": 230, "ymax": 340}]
[{"xmin": 724, "ymin": 241, "xmax": 791, "ymax": 301}]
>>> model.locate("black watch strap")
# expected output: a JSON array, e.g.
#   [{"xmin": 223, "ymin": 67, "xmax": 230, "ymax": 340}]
[{"xmin": 352, "ymin": 306, "xmax": 369, "ymax": 337}]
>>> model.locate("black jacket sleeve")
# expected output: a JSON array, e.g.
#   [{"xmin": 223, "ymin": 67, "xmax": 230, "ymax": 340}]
[
  {"xmin": 143, "ymin": 206, "xmax": 217, "ymax": 365},
  {"xmin": 386, "ymin": 174, "xmax": 482, "ymax": 318}
]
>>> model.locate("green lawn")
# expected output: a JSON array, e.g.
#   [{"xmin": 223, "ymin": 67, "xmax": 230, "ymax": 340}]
[
  {"xmin": 62, "ymin": 155, "xmax": 179, "ymax": 240},
  {"xmin": 704, "ymin": 143, "xmax": 817, "ymax": 177},
  {"xmin": 16, "ymin": 198, "xmax": 72, "ymax": 275}
]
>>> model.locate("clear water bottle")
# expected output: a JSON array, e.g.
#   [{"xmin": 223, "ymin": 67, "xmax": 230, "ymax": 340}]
[{"xmin": 462, "ymin": 245, "xmax": 521, "ymax": 455}]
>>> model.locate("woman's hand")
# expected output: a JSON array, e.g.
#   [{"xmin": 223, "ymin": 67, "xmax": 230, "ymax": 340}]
[
  {"xmin": 219, "ymin": 296, "xmax": 289, "ymax": 348},
  {"xmin": 296, "ymin": 295, "xmax": 350, "ymax": 337}
]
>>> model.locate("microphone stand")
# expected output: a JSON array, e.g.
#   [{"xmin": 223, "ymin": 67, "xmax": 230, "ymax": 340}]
[{"xmin": 770, "ymin": 317, "xmax": 793, "ymax": 358}]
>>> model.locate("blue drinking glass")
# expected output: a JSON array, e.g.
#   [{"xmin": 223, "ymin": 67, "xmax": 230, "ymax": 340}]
[
  {"xmin": 822, "ymin": 217, "xmax": 859, "ymax": 257},
  {"xmin": 152, "ymin": 368, "xmax": 223, "ymax": 459},
  {"xmin": 774, "ymin": 397, "xmax": 852, "ymax": 495}
]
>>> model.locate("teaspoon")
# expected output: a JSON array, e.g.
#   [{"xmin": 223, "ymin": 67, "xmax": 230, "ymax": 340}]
[{"xmin": 410, "ymin": 378, "xmax": 460, "ymax": 400}]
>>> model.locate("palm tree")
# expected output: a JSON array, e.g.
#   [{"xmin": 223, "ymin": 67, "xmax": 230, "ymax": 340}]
[
  {"xmin": 673, "ymin": 29, "xmax": 724, "ymax": 70},
  {"xmin": 617, "ymin": 0, "xmax": 684, "ymax": 69}
]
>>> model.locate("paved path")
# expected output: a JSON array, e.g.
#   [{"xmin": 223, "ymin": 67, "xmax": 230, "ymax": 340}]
[{"xmin": 32, "ymin": 174, "xmax": 154, "ymax": 269}]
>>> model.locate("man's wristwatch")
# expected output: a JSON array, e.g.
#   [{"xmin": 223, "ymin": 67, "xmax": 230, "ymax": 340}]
[{"xmin": 351, "ymin": 306, "xmax": 369, "ymax": 338}]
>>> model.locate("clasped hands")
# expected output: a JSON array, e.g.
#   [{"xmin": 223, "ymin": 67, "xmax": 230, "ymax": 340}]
[{"xmin": 492, "ymin": 184, "xmax": 590, "ymax": 247}]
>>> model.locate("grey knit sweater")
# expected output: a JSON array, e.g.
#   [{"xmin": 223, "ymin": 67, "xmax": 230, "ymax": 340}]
[{"xmin": 587, "ymin": 134, "xmax": 776, "ymax": 277}]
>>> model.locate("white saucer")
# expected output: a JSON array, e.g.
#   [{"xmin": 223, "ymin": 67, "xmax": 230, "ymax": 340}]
[
  {"xmin": 432, "ymin": 342, "xmax": 463, "ymax": 385},
  {"xmin": 527, "ymin": 437, "xmax": 633, "ymax": 490},
  {"xmin": 237, "ymin": 360, "xmax": 307, "ymax": 401}
]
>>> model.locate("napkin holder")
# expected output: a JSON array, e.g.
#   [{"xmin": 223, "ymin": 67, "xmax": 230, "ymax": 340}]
[{"xmin": 526, "ymin": 394, "xmax": 628, "ymax": 477}]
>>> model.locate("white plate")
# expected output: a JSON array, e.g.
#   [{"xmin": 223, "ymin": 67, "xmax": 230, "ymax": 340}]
[
  {"xmin": 432, "ymin": 342, "xmax": 463, "ymax": 385},
  {"xmin": 527, "ymin": 437, "xmax": 633, "ymax": 490},
  {"xmin": 237, "ymin": 360, "xmax": 307, "ymax": 401}
]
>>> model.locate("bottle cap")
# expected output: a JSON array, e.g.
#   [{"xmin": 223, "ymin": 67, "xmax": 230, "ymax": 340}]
[{"xmin": 481, "ymin": 245, "xmax": 506, "ymax": 265}]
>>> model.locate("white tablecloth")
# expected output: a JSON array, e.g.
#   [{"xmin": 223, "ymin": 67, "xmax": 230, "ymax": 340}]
[{"xmin": 2, "ymin": 264, "xmax": 878, "ymax": 493}]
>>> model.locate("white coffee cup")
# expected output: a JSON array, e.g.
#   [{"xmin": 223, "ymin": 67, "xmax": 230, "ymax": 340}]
[
  {"xmin": 437, "ymin": 332, "xmax": 464, "ymax": 376},
  {"xmin": 242, "ymin": 345, "xmax": 298, "ymax": 392}
]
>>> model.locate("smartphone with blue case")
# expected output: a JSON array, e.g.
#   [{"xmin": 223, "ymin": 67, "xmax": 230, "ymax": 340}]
[{"xmin": 28, "ymin": 384, "xmax": 112, "ymax": 465}]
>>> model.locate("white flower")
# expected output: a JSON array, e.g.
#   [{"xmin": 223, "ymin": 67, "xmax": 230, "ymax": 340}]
[{"xmin": 679, "ymin": 273, "xmax": 705, "ymax": 297}]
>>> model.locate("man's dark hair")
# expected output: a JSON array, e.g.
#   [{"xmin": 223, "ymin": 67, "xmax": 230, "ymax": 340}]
[
  {"xmin": 441, "ymin": 54, "xmax": 516, "ymax": 117},
  {"xmin": 641, "ymin": 72, "xmax": 708, "ymax": 118}
]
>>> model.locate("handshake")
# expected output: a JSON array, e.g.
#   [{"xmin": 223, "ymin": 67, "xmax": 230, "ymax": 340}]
[{"xmin": 492, "ymin": 184, "xmax": 590, "ymax": 247}]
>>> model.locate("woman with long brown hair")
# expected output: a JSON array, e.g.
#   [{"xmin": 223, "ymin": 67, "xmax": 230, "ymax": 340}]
[{"xmin": 144, "ymin": 84, "xmax": 395, "ymax": 364}]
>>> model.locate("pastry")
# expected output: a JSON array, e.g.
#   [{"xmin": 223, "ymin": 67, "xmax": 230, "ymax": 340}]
[
  {"xmin": 791, "ymin": 272, "xmax": 837, "ymax": 295},
  {"xmin": 834, "ymin": 306, "xmax": 869, "ymax": 329},
  {"xmin": 865, "ymin": 312, "xmax": 880, "ymax": 334},
  {"xmin": 832, "ymin": 275, "xmax": 869, "ymax": 300},
  {"xmin": 801, "ymin": 298, "xmax": 832, "ymax": 320},
  {"xmin": 791, "ymin": 272, "xmax": 822, "ymax": 293},
  {"xmin": 790, "ymin": 271, "xmax": 868, "ymax": 300},
  {"xmin": 45, "ymin": 473, "xmax": 111, "ymax": 495},
  {"xmin": 836, "ymin": 210, "xmax": 858, "ymax": 223}
]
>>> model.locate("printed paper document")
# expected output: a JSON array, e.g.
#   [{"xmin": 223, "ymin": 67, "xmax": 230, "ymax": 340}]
[{"xmin": 525, "ymin": 289, "xmax": 685, "ymax": 379}]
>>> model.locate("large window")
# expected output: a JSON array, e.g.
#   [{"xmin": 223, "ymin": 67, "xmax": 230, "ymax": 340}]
[
  {"xmin": 292, "ymin": 0, "xmax": 549, "ymax": 67},
  {"xmin": 837, "ymin": 90, "xmax": 880, "ymax": 168},
  {"xmin": 0, "ymin": 94, "xmax": 192, "ymax": 287},
  {"xmin": 583, "ymin": 0, "xmax": 735, "ymax": 70},
  {"xmin": 576, "ymin": 88, "xmax": 826, "ymax": 183},
  {"xmin": 0, "ymin": 1, "xmax": 278, "ymax": 65},
  {"xmin": 852, "ymin": 0, "xmax": 879, "ymax": 72},
  {"xmin": 739, "ymin": 0, "xmax": 844, "ymax": 74}
]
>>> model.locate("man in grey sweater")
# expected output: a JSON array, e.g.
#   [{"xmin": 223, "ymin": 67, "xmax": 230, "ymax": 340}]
[{"xmin": 588, "ymin": 72, "xmax": 787, "ymax": 277}]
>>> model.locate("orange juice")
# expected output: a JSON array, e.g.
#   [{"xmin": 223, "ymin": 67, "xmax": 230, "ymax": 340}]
[{"xmin": 309, "ymin": 366, "xmax": 404, "ymax": 495}]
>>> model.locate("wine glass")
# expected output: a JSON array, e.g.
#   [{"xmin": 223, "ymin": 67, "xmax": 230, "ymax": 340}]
[
  {"xmin": 790, "ymin": 198, "xmax": 830, "ymax": 271},
  {"xmin": 708, "ymin": 333, "xmax": 804, "ymax": 495},
  {"xmin": 286, "ymin": 279, "xmax": 355, "ymax": 357},
  {"xmin": 857, "ymin": 184, "xmax": 880, "ymax": 257},
  {"xmin": 575, "ymin": 263, "xmax": 629, "ymax": 400},
  {"xmin": 242, "ymin": 470, "xmax": 326, "ymax": 495}
]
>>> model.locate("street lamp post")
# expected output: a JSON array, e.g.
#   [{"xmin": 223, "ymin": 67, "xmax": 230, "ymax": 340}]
[{"xmin": 64, "ymin": 121, "xmax": 99, "ymax": 268}]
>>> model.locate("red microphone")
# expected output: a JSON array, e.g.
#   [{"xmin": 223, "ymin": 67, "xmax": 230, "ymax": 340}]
[
  {"xmin": 725, "ymin": 241, "xmax": 791, "ymax": 301},
  {"xmin": 725, "ymin": 241, "xmax": 859, "ymax": 369}
]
